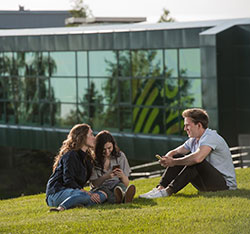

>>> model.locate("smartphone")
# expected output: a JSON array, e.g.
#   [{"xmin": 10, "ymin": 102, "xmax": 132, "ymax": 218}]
[
  {"xmin": 155, "ymin": 154, "xmax": 162, "ymax": 160},
  {"xmin": 112, "ymin": 165, "xmax": 120, "ymax": 170}
]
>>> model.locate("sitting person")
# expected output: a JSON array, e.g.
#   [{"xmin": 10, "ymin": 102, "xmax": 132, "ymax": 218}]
[
  {"xmin": 140, "ymin": 108, "xmax": 237, "ymax": 199},
  {"xmin": 46, "ymin": 124, "xmax": 107, "ymax": 212},
  {"xmin": 90, "ymin": 130, "xmax": 136, "ymax": 204}
]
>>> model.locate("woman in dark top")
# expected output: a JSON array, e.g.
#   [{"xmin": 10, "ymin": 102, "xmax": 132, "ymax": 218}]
[{"xmin": 46, "ymin": 123, "xmax": 107, "ymax": 212}]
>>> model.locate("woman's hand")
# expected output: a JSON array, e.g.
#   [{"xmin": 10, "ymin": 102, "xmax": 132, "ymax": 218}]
[
  {"xmin": 106, "ymin": 170, "xmax": 116, "ymax": 179},
  {"xmin": 112, "ymin": 168, "xmax": 125, "ymax": 179},
  {"xmin": 80, "ymin": 189, "xmax": 91, "ymax": 195},
  {"xmin": 90, "ymin": 193, "xmax": 101, "ymax": 203}
]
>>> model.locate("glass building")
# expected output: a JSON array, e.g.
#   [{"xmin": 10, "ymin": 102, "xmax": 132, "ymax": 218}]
[{"xmin": 1, "ymin": 18, "xmax": 250, "ymax": 161}]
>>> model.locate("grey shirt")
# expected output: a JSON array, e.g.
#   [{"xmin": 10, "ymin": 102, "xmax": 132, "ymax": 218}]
[
  {"xmin": 184, "ymin": 128, "xmax": 237, "ymax": 190},
  {"xmin": 90, "ymin": 151, "xmax": 131, "ymax": 190}
]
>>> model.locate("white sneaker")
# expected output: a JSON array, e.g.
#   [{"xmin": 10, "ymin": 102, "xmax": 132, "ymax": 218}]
[
  {"xmin": 146, "ymin": 189, "xmax": 168, "ymax": 199},
  {"xmin": 139, "ymin": 188, "xmax": 159, "ymax": 198}
]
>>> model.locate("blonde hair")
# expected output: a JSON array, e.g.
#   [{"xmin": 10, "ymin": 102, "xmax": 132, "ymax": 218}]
[{"xmin": 52, "ymin": 123, "xmax": 93, "ymax": 172}]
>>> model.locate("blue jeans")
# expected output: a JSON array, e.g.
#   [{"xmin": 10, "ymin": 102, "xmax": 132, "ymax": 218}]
[{"xmin": 47, "ymin": 188, "xmax": 107, "ymax": 210}]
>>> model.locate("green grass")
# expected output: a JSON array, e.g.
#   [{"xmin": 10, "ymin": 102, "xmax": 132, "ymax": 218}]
[{"xmin": 1, "ymin": 168, "xmax": 250, "ymax": 234}]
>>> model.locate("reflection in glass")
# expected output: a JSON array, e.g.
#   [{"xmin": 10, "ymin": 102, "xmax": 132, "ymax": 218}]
[
  {"xmin": 0, "ymin": 79, "xmax": 3, "ymax": 122},
  {"xmin": 89, "ymin": 78, "xmax": 117, "ymax": 105},
  {"xmin": 20, "ymin": 77, "xmax": 38, "ymax": 102},
  {"xmin": 102, "ymin": 105, "xmax": 119, "ymax": 131},
  {"xmin": 85, "ymin": 104, "xmax": 119, "ymax": 131},
  {"xmin": 78, "ymin": 104, "xmax": 90, "ymax": 124},
  {"xmin": 118, "ymin": 50, "xmax": 131, "ymax": 77},
  {"xmin": 179, "ymin": 49, "xmax": 200, "ymax": 77},
  {"xmin": 50, "ymin": 78, "xmax": 76, "ymax": 102},
  {"xmin": 1, "ymin": 53, "xmax": 13, "ymax": 76},
  {"xmin": 179, "ymin": 78, "xmax": 201, "ymax": 108},
  {"xmin": 0, "ymin": 53, "xmax": 3, "ymax": 76},
  {"xmin": 5, "ymin": 77, "xmax": 19, "ymax": 101},
  {"xmin": 50, "ymin": 52, "xmax": 76, "ymax": 76},
  {"xmin": 78, "ymin": 78, "xmax": 88, "ymax": 102},
  {"xmin": 133, "ymin": 107, "xmax": 163, "ymax": 134},
  {"xmin": 0, "ymin": 102, "xmax": 4, "ymax": 123},
  {"xmin": 54, "ymin": 103, "xmax": 78, "ymax": 127},
  {"xmin": 40, "ymin": 102, "xmax": 51, "ymax": 126},
  {"xmin": 119, "ymin": 79, "xmax": 130, "ymax": 103},
  {"xmin": 0, "ymin": 77, "xmax": 5, "ymax": 99},
  {"xmin": 39, "ymin": 78, "xmax": 49, "ymax": 101},
  {"xmin": 165, "ymin": 78, "xmax": 179, "ymax": 108},
  {"xmin": 165, "ymin": 49, "xmax": 178, "ymax": 77},
  {"xmin": 0, "ymin": 47, "xmax": 203, "ymax": 138},
  {"xmin": 132, "ymin": 79, "xmax": 164, "ymax": 106},
  {"xmin": 89, "ymin": 51, "xmax": 117, "ymax": 77},
  {"xmin": 6, "ymin": 101, "xmax": 16, "ymax": 124},
  {"xmin": 78, "ymin": 81, "xmax": 104, "ymax": 128},
  {"xmin": 16, "ymin": 52, "xmax": 27, "ymax": 77},
  {"xmin": 119, "ymin": 106, "xmax": 132, "ymax": 132},
  {"xmin": 36, "ymin": 52, "xmax": 51, "ymax": 77},
  {"xmin": 131, "ymin": 50, "xmax": 163, "ymax": 77},
  {"xmin": 77, "ymin": 52, "xmax": 88, "ymax": 77},
  {"xmin": 165, "ymin": 108, "xmax": 180, "ymax": 135},
  {"xmin": 17, "ymin": 101, "xmax": 40, "ymax": 126}
]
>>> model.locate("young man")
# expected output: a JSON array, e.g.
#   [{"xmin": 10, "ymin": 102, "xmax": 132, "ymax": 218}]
[{"xmin": 140, "ymin": 108, "xmax": 237, "ymax": 199}]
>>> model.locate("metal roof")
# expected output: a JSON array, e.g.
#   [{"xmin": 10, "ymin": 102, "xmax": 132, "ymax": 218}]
[{"xmin": 0, "ymin": 18, "xmax": 250, "ymax": 37}]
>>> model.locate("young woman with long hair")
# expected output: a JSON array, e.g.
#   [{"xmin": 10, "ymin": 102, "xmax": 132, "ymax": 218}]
[
  {"xmin": 46, "ymin": 124, "xmax": 107, "ymax": 212},
  {"xmin": 90, "ymin": 130, "xmax": 136, "ymax": 204}
]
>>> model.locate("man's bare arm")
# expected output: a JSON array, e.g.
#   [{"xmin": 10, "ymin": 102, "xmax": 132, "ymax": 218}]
[{"xmin": 160, "ymin": 145, "xmax": 212, "ymax": 167}]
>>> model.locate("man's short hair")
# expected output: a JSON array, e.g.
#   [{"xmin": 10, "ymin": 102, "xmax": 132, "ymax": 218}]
[{"xmin": 182, "ymin": 108, "xmax": 209, "ymax": 129}]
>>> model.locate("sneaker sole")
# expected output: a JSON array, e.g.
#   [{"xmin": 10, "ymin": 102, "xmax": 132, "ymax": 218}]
[
  {"xmin": 114, "ymin": 187, "xmax": 123, "ymax": 204},
  {"xmin": 124, "ymin": 185, "xmax": 136, "ymax": 203}
]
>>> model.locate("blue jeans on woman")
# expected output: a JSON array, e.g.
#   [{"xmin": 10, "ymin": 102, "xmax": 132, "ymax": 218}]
[{"xmin": 47, "ymin": 188, "xmax": 106, "ymax": 210}]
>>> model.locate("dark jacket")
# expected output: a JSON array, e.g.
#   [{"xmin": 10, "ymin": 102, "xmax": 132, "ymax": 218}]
[{"xmin": 46, "ymin": 149, "xmax": 93, "ymax": 197}]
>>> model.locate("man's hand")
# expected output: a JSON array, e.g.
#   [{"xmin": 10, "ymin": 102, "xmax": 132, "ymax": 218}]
[{"xmin": 160, "ymin": 156, "xmax": 175, "ymax": 167}]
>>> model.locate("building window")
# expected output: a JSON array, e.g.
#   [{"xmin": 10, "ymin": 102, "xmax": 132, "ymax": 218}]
[{"xmin": 0, "ymin": 48, "xmax": 201, "ymax": 137}]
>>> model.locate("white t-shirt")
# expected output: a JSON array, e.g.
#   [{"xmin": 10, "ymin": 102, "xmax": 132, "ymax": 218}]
[
  {"xmin": 184, "ymin": 128, "xmax": 237, "ymax": 190},
  {"xmin": 90, "ymin": 151, "xmax": 131, "ymax": 189}
]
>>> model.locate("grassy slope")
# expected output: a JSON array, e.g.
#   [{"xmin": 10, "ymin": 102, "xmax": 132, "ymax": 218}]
[{"xmin": 0, "ymin": 168, "xmax": 250, "ymax": 234}]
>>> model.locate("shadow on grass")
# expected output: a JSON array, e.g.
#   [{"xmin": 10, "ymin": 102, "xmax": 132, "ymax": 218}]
[
  {"xmin": 168, "ymin": 188, "xmax": 250, "ymax": 200},
  {"xmin": 173, "ymin": 193, "xmax": 200, "ymax": 198},
  {"xmin": 198, "ymin": 188, "xmax": 250, "ymax": 199},
  {"xmin": 87, "ymin": 197, "xmax": 157, "ymax": 210}
]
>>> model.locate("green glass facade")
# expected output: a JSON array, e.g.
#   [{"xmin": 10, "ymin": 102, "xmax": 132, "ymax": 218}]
[
  {"xmin": 0, "ymin": 49, "xmax": 201, "ymax": 134},
  {"xmin": 1, "ymin": 19, "xmax": 250, "ymax": 161}
]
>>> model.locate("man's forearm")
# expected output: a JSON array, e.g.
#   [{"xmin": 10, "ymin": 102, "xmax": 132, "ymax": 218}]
[{"xmin": 173, "ymin": 154, "xmax": 198, "ymax": 166}]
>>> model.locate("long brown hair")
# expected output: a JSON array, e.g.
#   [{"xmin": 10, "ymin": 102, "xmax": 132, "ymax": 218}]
[
  {"xmin": 52, "ymin": 123, "xmax": 93, "ymax": 172},
  {"xmin": 94, "ymin": 130, "xmax": 120, "ymax": 169}
]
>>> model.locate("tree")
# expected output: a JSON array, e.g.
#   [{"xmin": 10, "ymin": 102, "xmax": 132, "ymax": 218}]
[
  {"xmin": 158, "ymin": 8, "xmax": 175, "ymax": 23},
  {"xmin": 69, "ymin": 0, "xmax": 92, "ymax": 18}
]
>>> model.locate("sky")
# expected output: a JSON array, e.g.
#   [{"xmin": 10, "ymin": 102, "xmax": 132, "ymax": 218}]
[{"xmin": 1, "ymin": 0, "xmax": 250, "ymax": 23}]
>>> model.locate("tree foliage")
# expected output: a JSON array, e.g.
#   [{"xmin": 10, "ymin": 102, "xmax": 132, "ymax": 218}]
[
  {"xmin": 69, "ymin": 0, "xmax": 92, "ymax": 18},
  {"xmin": 158, "ymin": 8, "xmax": 175, "ymax": 23}
]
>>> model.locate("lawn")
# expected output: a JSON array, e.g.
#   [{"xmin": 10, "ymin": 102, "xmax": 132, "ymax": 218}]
[{"xmin": 0, "ymin": 168, "xmax": 250, "ymax": 234}]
